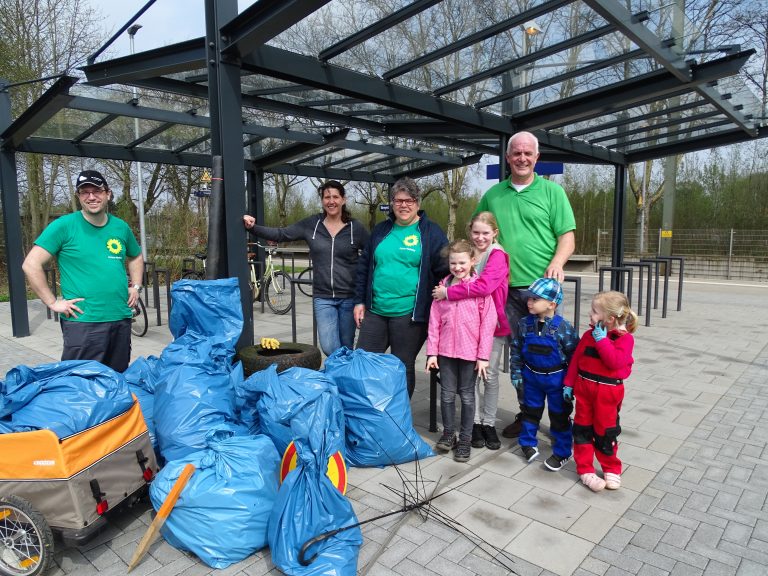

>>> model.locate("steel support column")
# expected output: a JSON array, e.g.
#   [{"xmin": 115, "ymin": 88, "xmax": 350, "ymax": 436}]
[
  {"xmin": 205, "ymin": 0, "xmax": 252, "ymax": 347},
  {"xmin": 611, "ymin": 164, "xmax": 627, "ymax": 291},
  {"xmin": 0, "ymin": 82, "xmax": 30, "ymax": 336}
]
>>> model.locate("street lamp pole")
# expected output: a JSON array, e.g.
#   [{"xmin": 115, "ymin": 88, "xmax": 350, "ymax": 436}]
[{"xmin": 128, "ymin": 24, "xmax": 147, "ymax": 262}]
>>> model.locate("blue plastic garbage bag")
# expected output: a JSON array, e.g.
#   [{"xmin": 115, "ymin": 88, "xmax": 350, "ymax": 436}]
[
  {"xmin": 268, "ymin": 382, "xmax": 361, "ymax": 575},
  {"xmin": 153, "ymin": 278, "xmax": 248, "ymax": 461},
  {"xmin": 123, "ymin": 356, "xmax": 160, "ymax": 449},
  {"xmin": 237, "ymin": 366, "xmax": 344, "ymax": 458},
  {"xmin": 324, "ymin": 348, "xmax": 434, "ymax": 467},
  {"xmin": 0, "ymin": 360, "xmax": 133, "ymax": 437},
  {"xmin": 169, "ymin": 278, "xmax": 242, "ymax": 354},
  {"xmin": 154, "ymin": 338, "xmax": 247, "ymax": 462},
  {"xmin": 149, "ymin": 429, "xmax": 280, "ymax": 569}
]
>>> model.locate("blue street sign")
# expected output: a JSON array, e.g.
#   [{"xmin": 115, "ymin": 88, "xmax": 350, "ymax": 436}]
[
  {"xmin": 379, "ymin": 204, "xmax": 390, "ymax": 212},
  {"xmin": 486, "ymin": 162, "xmax": 564, "ymax": 179}
]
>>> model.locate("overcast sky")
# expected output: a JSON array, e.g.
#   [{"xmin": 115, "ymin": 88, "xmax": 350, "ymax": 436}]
[{"xmin": 100, "ymin": 1, "xmax": 249, "ymax": 58}]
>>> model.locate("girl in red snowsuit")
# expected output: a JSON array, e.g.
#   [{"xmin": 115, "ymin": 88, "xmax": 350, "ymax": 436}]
[{"xmin": 564, "ymin": 291, "xmax": 637, "ymax": 492}]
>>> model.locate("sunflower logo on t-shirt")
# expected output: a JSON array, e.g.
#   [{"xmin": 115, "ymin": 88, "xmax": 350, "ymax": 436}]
[
  {"xmin": 106, "ymin": 238, "xmax": 123, "ymax": 255},
  {"xmin": 403, "ymin": 234, "xmax": 419, "ymax": 247}
]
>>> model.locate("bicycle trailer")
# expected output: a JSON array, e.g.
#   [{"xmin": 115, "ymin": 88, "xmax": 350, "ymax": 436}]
[{"xmin": 0, "ymin": 397, "xmax": 158, "ymax": 570}]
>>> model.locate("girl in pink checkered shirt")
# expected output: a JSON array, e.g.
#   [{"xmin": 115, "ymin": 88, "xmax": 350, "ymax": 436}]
[{"xmin": 426, "ymin": 240, "xmax": 497, "ymax": 463}]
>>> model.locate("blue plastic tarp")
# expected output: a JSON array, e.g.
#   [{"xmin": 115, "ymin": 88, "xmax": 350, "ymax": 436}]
[
  {"xmin": 267, "ymin": 377, "xmax": 360, "ymax": 575},
  {"xmin": 323, "ymin": 348, "xmax": 434, "ymax": 467},
  {"xmin": 150, "ymin": 429, "xmax": 280, "ymax": 569},
  {"xmin": 0, "ymin": 360, "xmax": 133, "ymax": 437}
]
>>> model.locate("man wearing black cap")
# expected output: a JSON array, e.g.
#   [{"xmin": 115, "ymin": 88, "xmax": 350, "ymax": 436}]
[{"xmin": 22, "ymin": 170, "xmax": 144, "ymax": 372}]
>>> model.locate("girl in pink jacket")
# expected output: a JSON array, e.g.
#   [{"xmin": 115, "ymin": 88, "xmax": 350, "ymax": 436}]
[
  {"xmin": 426, "ymin": 239, "xmax": 497, "ymax": 463},
  {"xmin": 432, "ymin": 212, "xmax": 509, "ymax": 451}
]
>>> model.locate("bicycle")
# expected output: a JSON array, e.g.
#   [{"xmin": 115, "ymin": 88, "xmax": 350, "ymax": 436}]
[
  {"xmin": 131, "ymin": 296, "xmax": 148, "ymax": 337},
  {"xmin": 296, "ymin": 266, "xmax": 313, "ymax": 298},
  {"xmin": 182, "ymin": 253, "xmax": 207, "ymax": 280},
  {"xmin": 248, "ymin": 243, "xmax": 293, "ymax": 315}
]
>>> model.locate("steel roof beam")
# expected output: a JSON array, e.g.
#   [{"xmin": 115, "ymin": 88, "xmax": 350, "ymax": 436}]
[
  {"xmin": 323, "ymin": 150, "xmax": 370, "ymax": 167},
  {"xmin": 220, "ymin": 0, "xmax": 331, "ymax": 57},
  {"xmin": 340, "ymin": 139, "xmax": 463, "ymax": 165},
  {"xmin": 516, "ymin": 50, "xmax": 753, "ymax": 130},
  {"xmin": 68, "ymin": 96, "xmax": 209, "ymax": 128},
  {"xmin": 174, "ymin": 133, "xmax": 210, "ymax": 153},
  {"xmin": 81, "ymin": 39, "xmax": 206, "ymax": 86},
  {"xmin": 619, "ymin": 119, "xmax": 733, "ymax": 148},
  {"xmin": 252, "ymin": 129, "xmax": 350, "ymax": 167},
  {"xmin": 320, "ymin": 0, "xmax": 442, "ymax": 61},
  {"xmin": 269, "ymin": 163, "xmax": 396, "ymax": 184},
  {"xmin": 435, "ymin": 23, "xmax": 618, "ymax": 96},
  {"xmin": 71, "ymin": 113, "xmax": 119, "ymax": 144},
  {"xmin": 383, "ymin": 0, "xmax": 572, "ymax": 81},
  {"xmin": 585, "ymin": 0, "xmax": 755, "ymax": 133},
  {"xmin": 589, "ymin": 109, "xmax": 721, "ymax": 144},
  {"xmin": 583, "ymin": 0, "xmax": 690, "ymax": 82},
  {"xmin": 396, "ymin": 153, "xmax": 485, "ymax": 179},
  {"xmin": 131, "ymin": 76, "xmax": 386, "ymax": 133},
  {"xmin": 534, "ymin": 130, "xmax": 626, "ymax": 164},
  {"xmin": 241, "ymin": 44, "xmax": 513, "ymax": 135},
  {"xmin": 1, "ymin": 75, "xmax": 77, "ymax": 149},
  {"xmin": 625, "ymin": 125, "xmax": 766, "ymax": 163},
  {"xmin": 567, "ymin": 97, "xmax": 708, "ymax": 137},
  {"xmin": 475, "ymin": 49, "xmax": 644, "ymax": 109},
  {"xmin": 126, "ymin": 121, "xmax": 175, "ymax": 148}
]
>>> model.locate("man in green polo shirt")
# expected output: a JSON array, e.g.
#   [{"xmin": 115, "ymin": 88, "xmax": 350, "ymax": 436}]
[
  {"xmin": 22, "ymin": 169, "xmax": 144, "ymax": 372},
  {"xmin": 476, "ymin": 131, "xmax": 576, "ymax": 438}
]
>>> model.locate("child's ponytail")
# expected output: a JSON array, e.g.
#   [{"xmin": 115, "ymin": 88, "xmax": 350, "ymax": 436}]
[{"xmin": 594, "ymin": 291, "xmax": 638, "ymax": 334}]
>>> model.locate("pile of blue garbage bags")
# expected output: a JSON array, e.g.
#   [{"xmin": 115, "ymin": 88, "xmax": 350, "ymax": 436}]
[{"xmin": 0, "ymin": 278, "xmax": 434, "ymax": 574}]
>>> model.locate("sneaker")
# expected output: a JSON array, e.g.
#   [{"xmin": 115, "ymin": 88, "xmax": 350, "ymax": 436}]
[
  {"xmin": 521, "ymin": 445, "xmax": 539, "ymax": 463},
  {"xmin": 483, "ymin": 425, "xmax": 501, "ymax": 450},
  {"xmin": 581, "ymin": 473, "xmax": 606, "ymax": 492},
  {"xmin": 605, "ymin": 473, "xmax": 621, "ymax": 490},
  {"xmin": 502, "ymin": 413, "xmax": 523, "ymax": 438},
  {"xmin": 435, "ymin": 431, "xmax": 456, "ymax": 453},
  {"xmin": 454, "ymin": 440, "xmax": 471, "ymax": 463},
  {"xmin": 544, "ymin": 454, "xmax": 571, "ymax": 471},
  {"xmin": 471, "ymin": 424, "xmax": 486, "ymax": 448}
]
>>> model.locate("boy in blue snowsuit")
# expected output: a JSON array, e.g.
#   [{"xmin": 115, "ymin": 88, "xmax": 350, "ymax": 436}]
[{"xmin": 510, "ymin": 278, "xmax": 579, "ymax": 471}]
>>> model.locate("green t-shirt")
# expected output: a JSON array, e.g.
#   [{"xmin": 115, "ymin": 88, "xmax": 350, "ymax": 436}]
[
  {"xmin": 371, "ymin": 221, "xmax": 422, "ymax": 317},
  {"xmin": 34, "ymin": 212, "xmax": 141, "ymax": 322},
  {"xmin": 477, "ymin": 174, "xmax": 575, "ymax": 287}
]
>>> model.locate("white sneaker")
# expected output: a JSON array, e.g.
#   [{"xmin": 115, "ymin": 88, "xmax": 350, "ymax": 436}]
[
  {"xmin": 604, "ymin": 472, "xmax": 621, "ymax": 490},
  {"xmin": 580, "ymin": 472, "xmax": 606, "ymax": 492}
]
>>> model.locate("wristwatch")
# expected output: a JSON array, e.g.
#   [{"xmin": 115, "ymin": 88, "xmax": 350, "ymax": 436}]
[{"xmin": 132, "ymin": 284, "xmax": 143, "ymax": 293}]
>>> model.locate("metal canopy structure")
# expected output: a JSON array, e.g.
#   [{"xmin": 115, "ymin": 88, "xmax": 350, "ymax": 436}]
[{"xmin": 1, "ymin": 0, "xmax": 766, "ymax": 340}]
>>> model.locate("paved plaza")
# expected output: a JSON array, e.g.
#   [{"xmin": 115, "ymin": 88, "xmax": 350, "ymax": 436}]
[{"xmin": 1, "ymin": 273, "xmax": 766, "ymax": 576}]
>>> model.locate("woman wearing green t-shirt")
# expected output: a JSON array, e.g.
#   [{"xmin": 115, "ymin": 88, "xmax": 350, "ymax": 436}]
[{"xmin": 354, "ymin": 177, "xmax": 449, "ymax": 398}]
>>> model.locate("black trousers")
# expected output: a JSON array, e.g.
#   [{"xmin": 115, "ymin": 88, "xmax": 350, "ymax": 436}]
[
  {"xmin": 60, "ymin": 319, "xmax": 132, "ymax": 372},
  {"xmin": 355, "ymin": 311, "xmax": 427, "ymax": 398}
]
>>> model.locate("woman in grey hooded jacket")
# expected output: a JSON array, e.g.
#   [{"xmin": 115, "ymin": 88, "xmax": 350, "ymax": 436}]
[{"xmin": 243, "ymin": 180, "xmax": 370, "ymax": 355}]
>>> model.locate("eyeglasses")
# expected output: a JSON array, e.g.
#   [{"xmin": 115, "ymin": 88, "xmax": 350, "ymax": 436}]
[
  {"xmin": 392, "ymin": 198, "xmax": 417, "ymax": 206},
  {"xmin": 78, "ymin": 188, "xmax": 107, "ymax": 198}
]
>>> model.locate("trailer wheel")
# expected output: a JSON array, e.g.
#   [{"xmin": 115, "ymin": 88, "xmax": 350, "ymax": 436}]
[
  {"xmin": 0, "ymin": 495, "xmax": 54, "ymax": 576},
  {"xmin": 237, "ymin": 342, "xmax": 322, "ymax": 376}
]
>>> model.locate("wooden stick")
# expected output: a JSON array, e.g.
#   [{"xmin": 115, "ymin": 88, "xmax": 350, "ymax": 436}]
[{"xmin": 127, "ymin": 462, "xmax": 195, "ymax": 572}]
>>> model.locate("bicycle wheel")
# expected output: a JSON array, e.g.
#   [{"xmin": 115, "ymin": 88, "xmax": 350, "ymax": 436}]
[
  {"xmin": 131, "ymin": 297, "xmax": 148, "ymax": 337},
  {"xmin": 297, "ymin": 267, "xmax": 313, "ymax": 298},
  {"xmin": 0, "ymin": 495, "xmax": 54, "ymax": 576},
  {"xmin": 265, "ymin": 271, "xmax": 293, "ymax": 315},
  {"xmin": 182, "ymin": 271, "xmax": 204, "ymax": 280}
]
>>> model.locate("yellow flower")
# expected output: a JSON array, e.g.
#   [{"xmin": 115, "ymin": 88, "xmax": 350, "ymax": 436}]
[
  {"xmin": 106, "ymin": 238, "xmax": 123, "ymax": 254},
  {"xmin": 403, "ymin": 234, "xmax": 419, "ymax": 247}
]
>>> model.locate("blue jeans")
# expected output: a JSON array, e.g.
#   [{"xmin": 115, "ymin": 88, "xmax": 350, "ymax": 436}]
[{"xmin": 313, "ymin": 297, "xmax": 356, "ymax": 356}]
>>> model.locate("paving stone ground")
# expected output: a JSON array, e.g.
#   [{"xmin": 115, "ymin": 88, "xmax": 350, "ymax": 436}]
[{"xmin": 1, "ymin": 274, "xmax": 766, "ymax": 575}]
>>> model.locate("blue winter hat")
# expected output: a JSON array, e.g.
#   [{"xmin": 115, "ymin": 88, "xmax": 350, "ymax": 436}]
[{"xmin": 522, "ymin": 277, "xmax": 563, "ymax": 306}]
